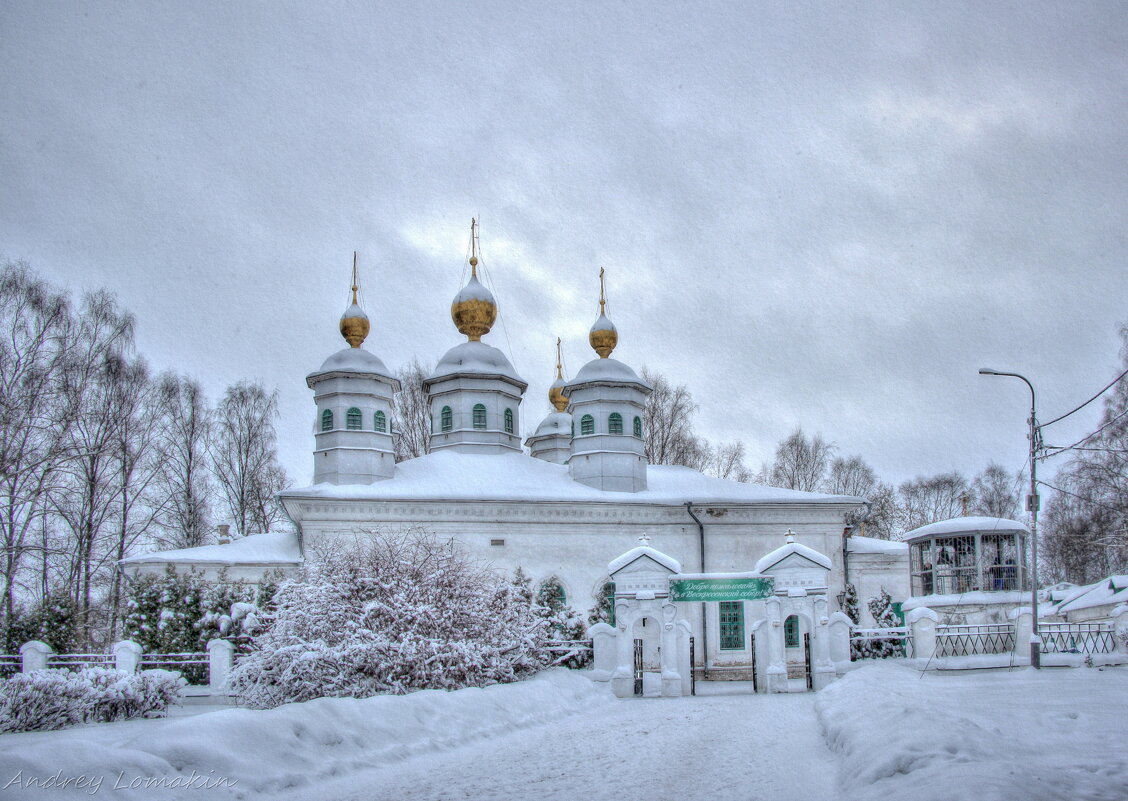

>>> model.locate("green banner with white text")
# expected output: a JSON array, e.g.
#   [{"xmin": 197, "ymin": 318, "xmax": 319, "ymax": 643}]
[{"xmin": 668, "ymin": 577, "xmax": 774, "ymax": 602}]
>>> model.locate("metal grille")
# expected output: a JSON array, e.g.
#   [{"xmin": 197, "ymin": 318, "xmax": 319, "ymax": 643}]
[
  {"xmin": 936, "ymin": 624, "xmax": 1015, "ymax": 656},
  {"xmin": 633, "ymin": 639, "xmax": 643, "ymax": 695},
  {"xmin": 718, "ymin": 602, "xmax": 744, "ymax": 650},
  {"xmin": 1039, "ymin": 623, "xmax": 1115, "ymax": 654},
  {"xmin": 141, "ymin": 652, "xmax": 209, "ymax": 684},
  {"xmin": 46, "ymin": 653, "xmax": 113, "ymax": 669}
]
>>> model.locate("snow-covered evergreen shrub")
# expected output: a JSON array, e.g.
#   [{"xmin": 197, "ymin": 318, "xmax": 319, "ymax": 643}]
[
  {"xmin": 587, "ymin": 580, "xmax": 615, "ymax": 627},
  {"xmin": 2, "ymin": 595, "xmax": 83, "ymax": 658},
  {"xmin": 842, "ymin": 583, "xmax": 869, "ymax": 660},
  {"xmin": 0, "ymin": 668, "xmax": 185, "ymax": 733},
  {"xmin": 865, "ymin": 587, "xmax": 902, "ymax": 659},
  {"xmin": 229, "ymin": 532, "xmax": 553, "ymax": 708},
  {"xmin": 535, "ymin": 574, "xmax": 591, "ymax": 668}
]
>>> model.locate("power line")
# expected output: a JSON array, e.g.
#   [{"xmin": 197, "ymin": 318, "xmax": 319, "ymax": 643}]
[
  {"xmin": 1040, "ymin": 366, "xmax": 1128, "ymax": 428},
  {"xmin": 1039, "ymin": 406, "xmax": 1128, "ymax": 460},
  {"xmin": 1036, "ymin": 480, "xmax": 1125, "ymax": 514}
]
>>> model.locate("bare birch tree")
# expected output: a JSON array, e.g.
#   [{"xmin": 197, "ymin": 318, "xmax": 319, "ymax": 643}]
[
  {"xmin": 393, "ymin": 359, "xmax": 431, "ymax": 461},
  {"xmin": 152, "ymin": 373, "xmax": 213, "ymax": 549},
  {"xmin": 641, "ymin": 367, "xmax": 707, "ymax": 467},
  {"xmin": 767, "ymin": 427, "xmax": 834, "ymax": 491}
]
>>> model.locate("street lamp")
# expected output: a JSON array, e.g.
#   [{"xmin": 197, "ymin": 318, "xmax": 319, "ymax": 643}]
[{"xmin": 978, "ymin": 368, "xmax": 1041, "ymax": 668}]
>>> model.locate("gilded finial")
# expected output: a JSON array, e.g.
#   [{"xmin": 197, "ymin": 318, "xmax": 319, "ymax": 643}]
[
  {"xmin": 549, "ymin": 337, "xmax": 568, "ymax": 411},
  {"xmin": 451, "ymin": 218, "xmax": 497, "ymax": 341},
  {"xmin": 339, "ymin": 251, "xmax": 370, "ymax": 348},
  {"xmin": 588, "ymin": 267, "xmax": 618, "ymax": 358}
]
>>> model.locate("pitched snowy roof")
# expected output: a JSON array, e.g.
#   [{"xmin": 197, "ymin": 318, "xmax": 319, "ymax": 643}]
[
  {"xmin": 1055, "ymin": 576, "xmax": 1128, "ymax": 614},
  {"xmin": 567, "ymin": 357, "xmax": 650, "ymax": 388},
  {"xmin": 120, "ymin": 532, "xmax": 301, "ymax": 566},
  {"xmin": 904, "ymin": 516, "xmax": 1029, "ymax": 540},
  {"xmin": 280, "ymin": 449, "xmax": 866, "ymax": 507},
  {"xmin": 427, "ymin": 341, "xmax": 526, "ymax": 386},
  {"xmin": 847, "ymin": 536, "xmax": 908, "ymax": 555},
  {"xmin": 307, "ymin": 347, "xmax": 394, "ymax": 384},
  {"xmin": 608, "ymin": 546, "xmax": 681, "ymax": 575},
  {"xmin": 754, "ymin": 541, "xmax": 833, "ymax": 573}
]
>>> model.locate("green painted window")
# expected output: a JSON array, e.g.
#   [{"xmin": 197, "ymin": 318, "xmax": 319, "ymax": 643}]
[
  {"xmin": 633, "ymin": 416, "xmax": 643, "ymax": 438},
  {"xmin": 504, "ymin": 408, "xmax": 514, "ymax": 434},
  {"xmin": 580, "ymin": 414, "xmax": 594, "ymax": 435},
  {"xmin": 320, "ymin": 409, "xmax": 333, "ymax": 431},
  {"xmin": 374, "ymin": 410, "xmax": 386, "ymax": 432},
  {"xmin": 784, "ymin": 615, "xmax": 800, "ymax": 648},
  {"xmin": 472, "ymin": 404, "xmax": 487, "ymax": 429},
  {"xmin": 346, "ymin": 407, "xmax": 362, "ymax": 430},
  {"xmin": 719, "ymin": 602, "xmax": 744, "ymax": 650},
  {"xmin": 608, "ymin": 412, "xmax": 623, "ymax": 434},
  {"xmin": 441, "ymin": 406, "xmax": 452, "ymax": 432}
]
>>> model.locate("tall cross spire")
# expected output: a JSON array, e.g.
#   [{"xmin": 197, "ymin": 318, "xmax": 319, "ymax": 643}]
[
  {"xmin": 555, "ymin": 337, "xmax": 563, "ymax": 379},
  {"xmin": 469, "ymin": 218, "xmax": 479, "ymax": 277},
  {"xmin": 598, "ymin": 266, "xmax": 606, "ymax": 314},
  {"xmin": 351, "ymin": 251, "xmax": 359, "ymax": 305}
]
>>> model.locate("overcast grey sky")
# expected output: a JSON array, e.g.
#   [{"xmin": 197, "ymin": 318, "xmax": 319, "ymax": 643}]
[{"xmin": 2, "ymin": 1, "xmax": 1125, "ymax": 491}]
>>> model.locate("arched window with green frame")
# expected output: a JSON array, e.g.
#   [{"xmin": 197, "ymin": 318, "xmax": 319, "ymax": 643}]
[
  {"xmin": 580, "ymin": 414, "xmax": 594, "ymax": 435},
  {"xmin": 320, "ymin": 409, "xmax": 333, "ymax": 431},
  {"xmin": 441, "ymin": 406, "xmax": 452, "ymax": 432},
  {"xmin": 633, "ymin": 416, "xmax": 643, "ymax": 438},
  {"xmin": 472, "ymin": 404, "xmax": 487, "ymax": 429},
  {"xmin": 346, "ymin": 407, "xmax": 362, "ymax": 430},
  {"xmin": 374, "ymin": 410, "xmax": 387, "ymax": 432},
  {"xmin": 504, "ymin": 408, "xmax": 514, "ymax": 434},
  {"xmin": 608, "ymin": 412, "xmax": 623, "ymax": 434}
]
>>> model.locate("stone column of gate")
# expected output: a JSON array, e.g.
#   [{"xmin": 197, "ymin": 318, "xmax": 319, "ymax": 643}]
[
  {"xmin": 811, "ymin": 596, "xmax": 835, "ymax": 690},
  {"xmin": 660, "ymin": 601, "xmax": 682, "ymax": 697},
  {"xmin": 611, "ymin": 599, "xmax": 636, "ymax": 698},
  {"xmin": 765, "ymin": 596, "xmax": 787, "ymax": 693}
]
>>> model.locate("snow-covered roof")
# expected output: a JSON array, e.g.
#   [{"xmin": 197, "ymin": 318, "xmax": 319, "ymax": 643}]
[
  {"xmin": 120, "ymin": 532, "xmax": 302, "ymax": 566},
  {"xmin": 902, "ymin": 590, "xmax": 1028, "ymax": 611},
  {"xmin": 453, "ymin": 274, "xmax": 495, "ymax": 304},
  {"xmin": 754, "ymin": 541, "xmax": 833, "ymax": 573},
  {"xmin": 427, "ymin": 341, "xmax": 526, "ymax": 386},
  {"xmin": 904, "ymin": 516, "xmax": 1029, "ymax": 541},
  {"xmin": 608, "ymin": 546, "xmax": 682, "ymax": 575},
  {"xmin": 307, "ymin": 347, "xmax": 394, "ymax": 384},
  {"xmin": 590, "ymin": 312, "xmax": 616, "ymax": 334},
  {"xmin": 847, "ymin": 536, "xmax": 908, "ymax": 555},
  {"xmin": 567, "ymin": 357, "xmax": 650, "ymax": 388},
  {"xmin": 529, "ymin": 410, "xmax": 571, "ymax": 439},
  {"xmin": 1055, "ymin": 576, "xmax": 1128, "ymax": 615},
  {"xmin": 280, "ymin": 449, "xmax": 867, "ymax": 507}
]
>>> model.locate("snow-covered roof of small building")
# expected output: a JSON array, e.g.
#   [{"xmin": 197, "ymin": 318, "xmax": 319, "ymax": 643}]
[
  {"xmin": 754, "ymin": 541, "xmax": 833, "ymax": 573},
  {"xmin": 280, "ymin": 449, "xmax": 867, "ymax": 507},
  {"xmin": 904, "ymin": 516, "xmax": 1029, "ymax": 541},
  {"xmin": 847, "ymin": 536, "xmax": 908, "ymax": 555},
  {"xmin": 120, "ymin": 532, "xmax": 302, "ymax": 567},
  {"xmin": 427, "ymin": 341, "xmax": 526, "ymax": 386},
  {"xmin": 307, "ymin": 347, "xmax": 394, "ymax": 384},
  {"xmin": 1055, "ymin": 576, "xmax": 1128, "ymax": 615},
  {"xmin": 567, "ymin": 357, "xmax": 650, "ymax": 388},
  {"xmin": 608, "ymin": 546, "xmax": 681, "ymax": 575},
  {"xmin": 530, "ymin": 410, "xmax": 571, "ymax": 438}
]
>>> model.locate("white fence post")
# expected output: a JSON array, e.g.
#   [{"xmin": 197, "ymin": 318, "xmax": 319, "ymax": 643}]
[
  {"xmin": 19, "ymin": 640, "xmax": 53, "ymax": 672},
  {"xmin": 588, "ymin": 622, "xmax": 617, "ymax": 682},
  {"xmin": 906, "ymin": 607, "xmax": 938, "ymax": 660},
  {"xmin": 828, "ymin": 612, "xmax": 852, "ymax": 664},
  {"xmin": 113, "ymin": 640, "xmax": 143, "ymax": 673},
  {"xmin": 207, "ymin": 638, "xmax": 235, "ymax": 691}
]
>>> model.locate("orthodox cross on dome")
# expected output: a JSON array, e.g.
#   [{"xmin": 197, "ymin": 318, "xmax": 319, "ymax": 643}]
[
  {"xmin": 469, "ymin": 217, "xmax": 480, "ymax": 277},
  {"xmin": 599, "ymin": 266, "xmax": 607, "ymax": 315},
  {"xmin": 589, "ymin": 267, "xmax": 619, "ymax": 359},
  {"xmin": 637, "ymin": 532, "xmax": 651, "ymax": 547},
  {"xmin": 549, "ymin": 336, "xmax": 568, "ymax": 412},
  {"xmin": 339, "ymin": 251, "xmax": 370, "ymax": 348},
  {"xmin": 555, "ymin": 336, "xmax": 564, "ymax": 379},
  {"xmin": 450, "ymin": 218, "xmax": 498, "ymax": 341},
  {"xmin": 785, "ymin": 529, "xmax": 796, "ymax": 543}
]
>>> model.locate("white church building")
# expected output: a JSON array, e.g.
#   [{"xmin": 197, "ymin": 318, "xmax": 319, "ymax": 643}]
[{"xmin": 122, "ymin": 228, "xmax": 910, "ymax": 690}]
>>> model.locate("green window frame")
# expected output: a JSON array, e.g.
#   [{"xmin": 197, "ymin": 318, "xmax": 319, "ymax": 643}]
[
  {"xmin": 320, "ymin": 409, "xmax": 333, "ymax": 431},
  {"xmin": 346, "ymin": 407, "xmax": 362, "ymax": 430},
  {"xmin": 580, "ymin": 414, "xmax": 594, "ymax": 435},
  {"xmin": 719, "ymin": 601, "xmax": 744, "ymax": 650},
  {"xmin": 608, "ymin": 412, "xmax": 623, "ymax": 434},
  {"xmin": 633, "ymin": 416, "xmax": 643, "ymax": 438},
  {"xmin": 374, "ymin": 410, "xmax": 387, "ymax": 432},
  {"xmin": 504, "ymin": 408, "xmax": 514, "ymax": 434},
  {"xmin": 784, "ymin": 615, "xmax": 800, "ymax": 648},
  {"xmin": 441, "ymin": 406, "xmax": 452, "ymax": 433},
  {"xmin": 472, "ymin": 403, "xmax": 487, "ymax": 429}
]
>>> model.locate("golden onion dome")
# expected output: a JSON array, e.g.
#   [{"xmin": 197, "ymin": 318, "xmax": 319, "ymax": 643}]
[
  {"xmin": 588, "ymin": 267, "xmax": 617, "ymax": 358},
  {"xmin": 450, "ymin": 271, "xmax": 497, "ymax": 341},
  {"xmin": 340, "ymin": 252, "xmax": 370, "ymax": 348},
  {"xmin": 549, "ymin": 376, "xmax": 569, "ymax": 411}
]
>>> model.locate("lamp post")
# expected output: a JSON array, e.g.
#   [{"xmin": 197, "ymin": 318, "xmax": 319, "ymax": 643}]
[{"xmin": 978, "ymin": 368, "xmax": 1041, "ymax": 668}]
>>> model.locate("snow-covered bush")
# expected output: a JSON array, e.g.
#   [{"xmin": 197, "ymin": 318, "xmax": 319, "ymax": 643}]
[
  {"xmin": 230, "ymin": 531, "xmax": 553, "ymax": 708},
  {"xmin": 864, "ymin": 588, "xmax": 902, "ymax": 659},
  {"xmin": 0, "ymin": 668, "xmax": 185, "ymax": 733},
  {"xmin": 3, "ymin": 594, "xmax": 82, "ymax": 656},
  {"xmin": 587, "ymin": 580, "xmax": 615, "ymax": 627},
  {"xmin": 535, "ymin": 574, "xmax": 591, "ymax": 669}
]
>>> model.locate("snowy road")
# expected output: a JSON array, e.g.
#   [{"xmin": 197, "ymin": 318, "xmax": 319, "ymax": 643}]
[{"xmin": 279, "ymin": 687, "xmax": 835, "ymax": 801}]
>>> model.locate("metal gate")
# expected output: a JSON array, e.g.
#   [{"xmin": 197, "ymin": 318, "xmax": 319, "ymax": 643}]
[
  {"xmin": 633, "ymin": 638, "xmax": 644, "ymax": 696},
  {"xmin": 803, "ymin": 633, "xmax": 813, "ymax": 690},
  {"xmin": 750, "ymin": 633, "xmax": 758, "ymax": 693},
  {"xmin": 689, "ymin": 636, "xmax": 696, "ymax": 696}
]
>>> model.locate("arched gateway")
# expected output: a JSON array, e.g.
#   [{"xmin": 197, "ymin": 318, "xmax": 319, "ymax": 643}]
[{"xmin": 591, "ymin": 533, "xmax": 848, "ymax": 697}]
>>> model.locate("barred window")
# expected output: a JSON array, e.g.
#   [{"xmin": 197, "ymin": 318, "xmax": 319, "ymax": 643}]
[
  {"xmin": 441, "ymin": 406, "xmax": 452, "ymax": 432},
  {"xmin": 320, "ymin": 409, "xmax": 333, "ymax": 431},
  {"xmin": 719, "ymin": 602, "xmax": 744, "ymax": 650},
  {"xmin": 608, "ymin": 412, "xmax": 623, "ymax": 434},
  {"xmin": 473, "ymin": 404, "xmax": 487, "ymax": 429},
  {"xmin": 580, "ymin": 414, "xmax": 594, "ymax": 435},
  {"xmin": 346, "ymin": 407, "xmax": 362, "ymax": 430},
  {"xmin": 784, "ymin": 615, "xmax": 800, "ymax": 648},
  {"xmin": 633, "ymin": 416, "xmax": 642, "ymax": 438},
  {"xmin": 374, "ymin": 410, "xmax": 387, "ymax": 432},
  {"xmin": 504, "ymin": 408, "xmax": 514, "ymax": 434}
]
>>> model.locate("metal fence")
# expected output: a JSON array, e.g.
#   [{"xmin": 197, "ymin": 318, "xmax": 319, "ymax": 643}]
[
  {"xmin": 544, "ymin": 639, "xmax": 593, "ymax": 667},
  {"xmin": 936, "ymin": 623, "xmax": 1015, "ymax": 656},
  {"xmin": 850, "ymin": 627, "xmax": 914, "ymax": 659},
  {"xmin": 1039, "ymin": 623, "xmax": 1115, "ymax": 655}
]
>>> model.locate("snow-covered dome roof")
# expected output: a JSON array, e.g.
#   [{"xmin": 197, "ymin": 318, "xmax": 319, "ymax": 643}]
[
  {"xmin": 428, "ymin": 340, "xmax": 526, "ymax": 386},
  {"xmin": 904, "ymin": 516, "xmax": 1029, "ymax": 541},
  {"xmin": 531, "ymin": 410, "xmax": 571, "ymax": 438},
  {"xmin": 568, "ymin": 357, "xmax": 651, "ymax": 388},
  {"xmin": 307, "ymin": 347, "xmax": 394, "ymax": 385}
]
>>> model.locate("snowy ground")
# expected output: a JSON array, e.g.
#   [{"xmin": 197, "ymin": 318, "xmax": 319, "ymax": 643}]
[{"xmin": 1, "ymin": 664, "xmax": 1125, "ymax": 800}]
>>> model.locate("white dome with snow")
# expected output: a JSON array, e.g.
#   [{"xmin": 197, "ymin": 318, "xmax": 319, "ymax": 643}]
[
  {"xmin": 453, "ymin": 274, "xmax": 495, "ymax": 305},
  {"xmin": 532, "ymin": 410, "xmax": 572, "ymax": 437},
  {"xmin": 429, "ymin": 341, "xmax": 525, "ymax": 384},
  {"xmin": 570, "ymin": 357, "xmax": 650, "ymax": 387},
  {"xmin": 308, "ymin": 347, "xmax": 393, "ymax": 381}
]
